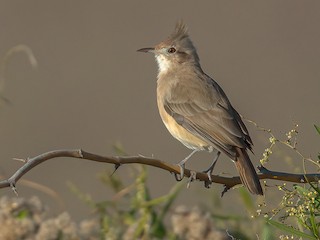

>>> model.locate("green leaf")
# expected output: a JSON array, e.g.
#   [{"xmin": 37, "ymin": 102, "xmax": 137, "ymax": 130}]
[
  {"xmin": 15, "ymin": 209, "xmax": 29, "ymax": 219},
  {"xmin": 309, "ymin": 211, "xmax": 319, "ymax": 238},
  {"xmin": 261, "ymin": 221, "xmax": 276, "ymax": 240},
  {"xmin": 266, "ymin": 219, "xmax": 317, "ymax": 240},
  {"xmin": 314, "ymin": 125, "xmax": 320, "ymax": 135}
]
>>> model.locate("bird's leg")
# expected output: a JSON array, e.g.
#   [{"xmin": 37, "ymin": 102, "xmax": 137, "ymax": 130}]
[
  {"xmin": 203, "ymin": 150, "xmax": 220, "ymax": 184},
  {"xmin": 176, "ymin": 149, "xmax": 198, "ymax": 180}
]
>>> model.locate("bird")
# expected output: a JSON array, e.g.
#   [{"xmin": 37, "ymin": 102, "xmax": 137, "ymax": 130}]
[{"xmin": 137, "ymin": 22, "xmax": 263, "ymax": 195}]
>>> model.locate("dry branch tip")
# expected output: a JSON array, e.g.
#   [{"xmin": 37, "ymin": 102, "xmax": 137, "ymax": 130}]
[{"xmin": 13, "ymin": 157, "xmax": 27, "ymax": 163}]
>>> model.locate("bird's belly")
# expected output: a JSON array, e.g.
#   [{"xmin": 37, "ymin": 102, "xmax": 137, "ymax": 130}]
[{"xmin": 160, "ymin": 110, "xmax": 209, "ymax": 151}]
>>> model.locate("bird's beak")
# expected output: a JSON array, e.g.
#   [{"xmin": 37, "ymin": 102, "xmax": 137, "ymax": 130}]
[{"xmin": 137, "ymin": 47, "xmax": 155, "ymax": 53}]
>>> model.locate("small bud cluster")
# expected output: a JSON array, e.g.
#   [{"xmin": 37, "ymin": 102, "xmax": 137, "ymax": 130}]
[
  {"xmin": 279, "ymin": 235, "xmax": 294, "ymax": 240},
  {"xmin": 260, "ymin": 136, "xmax": 276, "ymax": 164},
  {"xmin": 285, "ymin": 124, "xmax": 299, "ymax": 148}
]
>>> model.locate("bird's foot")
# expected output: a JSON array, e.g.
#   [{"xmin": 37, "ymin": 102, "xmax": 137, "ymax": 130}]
[
  {"xmin": 175, "ymin": 149, "xmax": 198, "ymax": 180},
  {"xmin": 203, "ymin": 169, "xmax": 212, "ymax": 183},
  {"xmin": 202, "ymin": 158, "xmax": 218, "ymax": 188},
  {"xmin": 187, "ymin": 170, "xmax": 197, "ymax": 188},
  {"xmin": 203, "ymin": 171, "xmax": 212, "ymax": 188}
]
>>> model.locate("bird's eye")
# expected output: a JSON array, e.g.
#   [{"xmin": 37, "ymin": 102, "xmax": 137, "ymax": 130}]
[{"xmin": 167, "ymin": 47, "xmax": 176, "ymax": 54}]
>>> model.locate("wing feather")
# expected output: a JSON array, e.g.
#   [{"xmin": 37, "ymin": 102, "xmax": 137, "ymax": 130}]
[{"xmin": 163, "ymin": 76, "xmax": 252, "ymax": 158}]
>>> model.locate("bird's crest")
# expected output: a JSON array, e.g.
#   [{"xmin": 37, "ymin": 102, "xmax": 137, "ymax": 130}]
[{"xmin": 168, "ymin": 21, "xmax": 189, "ymax": 42}]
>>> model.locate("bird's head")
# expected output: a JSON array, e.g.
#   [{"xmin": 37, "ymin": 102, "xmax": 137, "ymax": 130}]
[{"xmin": 137, "ymin": 21, "xmax": 200, "ymax": 73}]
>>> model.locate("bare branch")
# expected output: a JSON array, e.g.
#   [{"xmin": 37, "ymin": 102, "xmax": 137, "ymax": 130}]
[{"xmin": 0, "ymin": 149, "xmax": 319, "ymax": 195}]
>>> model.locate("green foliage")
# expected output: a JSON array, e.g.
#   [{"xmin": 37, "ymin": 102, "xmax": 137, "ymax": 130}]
[
  {"xmin": 70, "ymin": 165, "xmax": 182, "ymax": 239},
  {"xmin": 266, "ymin": 218, "xmax": 317, "ymax": 240},
  {"xmin": 15, "ymin": 209, "xmax": 29, "ymax": 220},
  {"xmin": 259, "ymin": 123, "xmax": 320, "ymax": 239},
  {"xmin": 266, "ymin": 184, "xmax": 320, "ymax": 239},
  {"xmin": 261, "ymin": 221, "xmax": 276, "ymax": 240}
]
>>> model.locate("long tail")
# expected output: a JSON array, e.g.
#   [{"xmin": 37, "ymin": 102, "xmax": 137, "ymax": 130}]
[{"xmin": 234, "ymin": 147, "xmax": 263, "ymax": 195}]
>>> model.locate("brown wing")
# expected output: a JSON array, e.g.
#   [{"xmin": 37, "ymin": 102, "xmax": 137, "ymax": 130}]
[{"xmin": 163, "ymin": 76, "xmax": 252, "ymax": 159}]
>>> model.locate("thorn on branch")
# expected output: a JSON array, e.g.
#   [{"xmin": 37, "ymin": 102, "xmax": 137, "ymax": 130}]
[
  {"xmin": 138, "ymin": 153, "xmax": 149, "ymax": 158},
  {"xmin": 78, "ymin": 149, "xmax": 84, "ymax": 158},
  {"xmin": 221, "ymin": 185, "xmax": 231, "ymax": 198},
  {"xmin": 13, "ymin": 157, "xmax": 28, "ymax": 163},
  {"xmin": 10, "ymin": 182, "xmax": 18, "ymax": 196},
  {"xmin": 2, "ymin": 148, "xmax": 320, "ymax": 197},
  {"xmin": 111, "ymin": 163, "xmax": 121, "ymax": 176}
]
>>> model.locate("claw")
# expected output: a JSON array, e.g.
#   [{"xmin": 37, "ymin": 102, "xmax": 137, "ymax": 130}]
[
  {"xmin": 204, "ymin": 180, "xmax": 211, "ymax": 188},
  {"xmin": 173, "ymin": 172, "xmax": 183, "ymax": 181}
]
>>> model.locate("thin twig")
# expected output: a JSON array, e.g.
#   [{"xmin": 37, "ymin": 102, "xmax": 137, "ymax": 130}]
[{"xmin": 0, "ymin": 149, "xmax": 319, "ymax": 195}]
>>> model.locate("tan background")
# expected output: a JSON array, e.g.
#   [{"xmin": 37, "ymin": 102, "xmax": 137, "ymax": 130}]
[{"xmin": 0, "ymin": 1, "xmax": 319, "ymax": 220}]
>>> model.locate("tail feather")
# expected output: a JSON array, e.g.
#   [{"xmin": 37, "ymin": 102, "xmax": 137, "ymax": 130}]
[{"xmin": 234, "ymin": 147, "xmax": 263, "ymax": 195}]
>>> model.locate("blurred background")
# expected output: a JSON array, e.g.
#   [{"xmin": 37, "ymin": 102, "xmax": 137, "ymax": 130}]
[{"xmin": 0, "ymin": 1, "xmax": 319, "ymax": 221}]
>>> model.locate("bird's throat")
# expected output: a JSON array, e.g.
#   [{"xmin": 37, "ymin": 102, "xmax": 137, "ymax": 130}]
[{"xmin": 155, "ymin": 55, "xmax": 171, "ymax": 74}]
